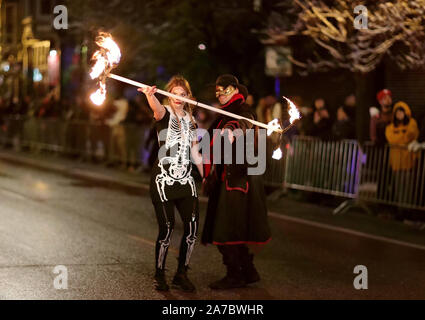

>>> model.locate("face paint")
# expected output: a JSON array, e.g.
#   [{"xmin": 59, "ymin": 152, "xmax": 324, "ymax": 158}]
[{"xmin": 215, "ymin": 85, "xmax": 236, "ymax": 98}]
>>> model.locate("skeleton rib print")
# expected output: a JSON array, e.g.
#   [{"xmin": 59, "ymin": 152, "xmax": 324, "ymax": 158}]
[{"xmin": 155, "ymin": 107, "xmax": 197, "ymax": 202}]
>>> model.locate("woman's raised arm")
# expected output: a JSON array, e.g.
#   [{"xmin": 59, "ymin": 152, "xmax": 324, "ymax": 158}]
[{"xmin": 138, "ymin": 86, "xmax": 166, "ymax": 121}]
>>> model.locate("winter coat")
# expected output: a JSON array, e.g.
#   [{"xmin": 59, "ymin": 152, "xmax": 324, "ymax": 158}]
[
  {"xmin": 201, "ymin": 94, "xmax": 271, "ymax": 245},
  {"xmin": 370, "ymin": 109, "xmax": 392, "ymax": 145},
  {"xmin": 385, "ymin": 101, "xmax": 419, "ymax": 171}
]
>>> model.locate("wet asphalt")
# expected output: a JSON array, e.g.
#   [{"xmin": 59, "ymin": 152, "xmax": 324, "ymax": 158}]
[{"xmin": 0, "ymin": 159, "xmax": 424, "ymax": 300}]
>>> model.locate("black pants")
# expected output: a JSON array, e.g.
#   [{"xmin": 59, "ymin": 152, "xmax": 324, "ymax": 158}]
[
  {"xmin": 218, "ymin": 244, "xmax": 252, "ymax": 276},
  {"xmin": 153, "ymin": 197, "xmax": 199, "ymax": 271}
]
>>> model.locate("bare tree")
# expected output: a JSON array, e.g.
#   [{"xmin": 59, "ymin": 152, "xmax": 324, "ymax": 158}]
[
  {"xmin": 266, "ymin": 0, "xmax": 425, "ymax": 140},
  {"xmin": 66, "ymin": 0, "xmax": 274, "ymax": 96},
  {"xmin": 267, "ymin": 0, "xmax": 425, "ymax": 74}
]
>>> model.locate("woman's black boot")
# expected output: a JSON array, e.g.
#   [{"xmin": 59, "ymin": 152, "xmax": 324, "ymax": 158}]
[
  {"xmin": 154, "ymin": 268, "xmax": 169, "ymax": 291},
  {"xmin": 172, "ymin": 266, "xmax": 196, "ymax": 293}
]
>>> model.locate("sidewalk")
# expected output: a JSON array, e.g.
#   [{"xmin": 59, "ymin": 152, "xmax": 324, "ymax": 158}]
[
  {"xmin": 0, "ymin": 148, "xmax": 424, "ymax": 250},
  {"xmin": 0, "ymin": 149, "xmax": 152, "ymax": 191}
]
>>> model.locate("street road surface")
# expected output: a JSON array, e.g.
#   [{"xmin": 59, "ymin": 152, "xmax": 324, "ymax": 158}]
[{"xmin": 0, "ymin": 160, "xmax": 424, "ymax": 299}]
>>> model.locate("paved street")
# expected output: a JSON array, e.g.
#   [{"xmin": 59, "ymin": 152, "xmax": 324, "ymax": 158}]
[{"xmin": 0, "ymin": 158, "xmax": 424, "ymax": 299}]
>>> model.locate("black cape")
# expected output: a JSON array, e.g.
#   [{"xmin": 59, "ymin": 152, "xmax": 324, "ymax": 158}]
[{"xmin": 201, "ymin": 95, "xmax": 271, "ymax": 245}]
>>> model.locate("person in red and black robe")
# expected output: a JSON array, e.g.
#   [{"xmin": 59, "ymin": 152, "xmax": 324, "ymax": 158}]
[{"xmin": 201, "ymin": 74, "xmax": 271, "ymax": 290}]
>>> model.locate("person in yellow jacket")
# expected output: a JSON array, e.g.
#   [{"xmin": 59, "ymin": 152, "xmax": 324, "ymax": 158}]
[
  {"xmin": 385, "ymin": 101, "xmax": 419, "ymax": 170},
  {"xmin": 385, "ymin": 101, "xmax": 419, "ymax": 206}
]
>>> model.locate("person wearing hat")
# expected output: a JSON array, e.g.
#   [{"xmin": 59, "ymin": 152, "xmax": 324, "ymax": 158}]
[
  {"xmin": 201, "ymin": 74, "xmax": 271, "ymax": 290},
  {"xmin": 385, "ymin": 101, "xmax": 419, "ymax": 208},
  {"xmin": 370, "ymin": 89, "xmax": 393, "ymax": 145},
  {"xmin": 369, "ymin": 89, "xmax": 395, "ymax": 201}
]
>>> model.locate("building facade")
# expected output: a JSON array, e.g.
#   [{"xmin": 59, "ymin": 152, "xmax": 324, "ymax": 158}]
[{"xmin": 0, "ymin": 0, "xmax": 61, "ymax": 103}]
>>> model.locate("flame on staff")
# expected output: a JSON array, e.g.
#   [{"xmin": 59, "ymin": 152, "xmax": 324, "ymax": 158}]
[
  {"xmin": 272, "ymin": 148, "xmax": 283, "ymax": 160},
  {"xmin": 267, "ymin": 119, "xmax": 281, "ymax": 136},
  {"xmin": 90, "ymin": 82, "xmax": 106, "ymax": 106},
  {"xmin": 91, "ymin": 32, "xmax": 121, "ymax": 76},
  {"xmin": 89, "ymin": 33, "xmax": 121, "ymax": 105},
  {"xmin": 89, "ymin": 52, "xmax": 108, "ymax": 80},
  {"xmin": 100, "ymin": 36, "xmax": 121, "ymax": 65},
  {"xmin": 271, "ymin": 96, "xmax": 301, "ymax": 161},
  {"xmin": 269, "ymin": 118, "xmax": 283, "ymax": 160},
  {"xmin": 283, "ymin": 96, "xmax": 301, "ymax": 124}
]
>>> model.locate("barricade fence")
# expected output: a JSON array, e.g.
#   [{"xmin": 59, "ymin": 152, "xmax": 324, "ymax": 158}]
[
  {"xmin": 285, "ymin": 137, "xmax": 360, "ymax": 198},
  {"xmin": 1, "ymin": 117, "xmax": 424, "ymax": 211},
  {"xmin": 359, "ymin": 142, "xmax": 425, "ymax": 210},
  {"xmin": 0, "ymin": 116, "xmax": 152, "ymax": 168},
  {"xmin": 283, "ymin": 136, "xmax": 425, "ymax": 212}
]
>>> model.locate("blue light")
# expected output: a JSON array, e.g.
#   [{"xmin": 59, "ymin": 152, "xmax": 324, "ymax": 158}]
[
  {"xmin": 33, "ymin": 68, "xmax": 43, "ymax": 82},
  {"xmin": 275, "ymin": 77, "xmax": 280, "ymax": 97}
]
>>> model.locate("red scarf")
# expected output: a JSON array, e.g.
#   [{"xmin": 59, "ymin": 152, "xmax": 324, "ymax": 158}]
[
  {"xmin": 204, "ymin": 94, "xmax": 245, "ymax": 178},
  {"xmin": 220, "ymin": 93, "xmax": 245, "ymax": 109}
]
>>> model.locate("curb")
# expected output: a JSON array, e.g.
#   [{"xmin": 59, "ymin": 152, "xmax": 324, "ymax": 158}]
[{"xmin": 0, "ymin": 151, "xmax": 209, "ymax": 202}]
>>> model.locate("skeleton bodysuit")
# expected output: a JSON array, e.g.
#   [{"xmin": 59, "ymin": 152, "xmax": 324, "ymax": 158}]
[
  {"xmin": 150, "ymin": 105, "xmax": 197, "ymax": 203},
  {"xmin": 150, "ymin": 105, "xmax": 199, "ymax": 272}
]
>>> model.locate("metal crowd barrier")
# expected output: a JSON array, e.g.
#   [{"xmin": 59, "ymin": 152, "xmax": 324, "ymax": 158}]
[
  {"xmin": 280, "ymin": 135, "xmax": 425, "ymax": 212},
  {"xmin": 285, "ymin": 136, "xmax": 361, "ymax": 198},
  {"xmin": 2, "ymin": 117, "xmax": 424, "ymax": 212},
  {"xmin": 358, "ymin": 142, "xmax": 425, "ymax": 211},
  {"xmin": 0, "ymin": 116, "xmax": 152, "ymax": 167}
]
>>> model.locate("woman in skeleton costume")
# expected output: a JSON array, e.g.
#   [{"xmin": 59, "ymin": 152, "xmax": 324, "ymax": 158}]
[{"xmin": 138, "ymin": 76, "xmax": 203, "ymax": 292}]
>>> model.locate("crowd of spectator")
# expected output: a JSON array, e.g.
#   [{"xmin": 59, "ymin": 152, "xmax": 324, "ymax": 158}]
[
  {"xmin": 0, "ymin": 83, "xmax": 222, "ymax": 172},
  {"xmin": 251, "ymin": 89, "xmax": 425, "ymax": 150},
  {"xmin": 1, "ymin": 86, "xmax": 425, "ymax": 173},
  {"xmin": 0, "ymin": 86, "xmax": 158, "ymax": 172}
]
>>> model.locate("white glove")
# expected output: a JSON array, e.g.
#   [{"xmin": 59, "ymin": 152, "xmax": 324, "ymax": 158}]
[
  {"xmin": 369, "ymin": 107, "xmax": 380, "ymax": 118},
  {"xmin": 408, "ymin": 140, "xmax": 421, "ymax": 152}
]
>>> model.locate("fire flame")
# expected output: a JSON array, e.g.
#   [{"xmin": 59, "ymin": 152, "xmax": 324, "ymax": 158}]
[
  {"xmin": 101, "ymin": 37, "xmax": 121, "ymax": 65},
  {"xmin": 91, "ymin": 32, "xmax": 121, "ymax": 77},
  {"xmin": 89, "ymin": 52, "xmax": 108, "ymax": 80},
  {"xmin": 89, "ymin": 33, "xmax": 121, "ymax": 105},
  {"xmin": 272, "ymin": 147, "xmax": 283, "ymax": 160},
  {"xmin": 283, "ymin": 96, "xmax": 301, "ymax": 124},
  {"xmin": 90, "ymin": 83, "xmax": 106, "ymax": 106},
  {"xmin": 267, "ymin": 119, "xmax": 281, "ymax": 136}
]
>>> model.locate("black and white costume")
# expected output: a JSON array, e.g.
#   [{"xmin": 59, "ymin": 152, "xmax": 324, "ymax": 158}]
[
  {"xmin": 150, "ymin": 106, "xmax": 199, "ymax": 271},
  {"xmin": 201, "ymin": 74, "xmax": 271, "ymax": 290}
]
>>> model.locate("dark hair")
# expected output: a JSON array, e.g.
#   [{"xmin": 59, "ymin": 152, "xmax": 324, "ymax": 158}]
[
  {"xmin": 393, "ymin": 107, "xmax": 409, "ymax": 127},
  {"xmin": 216, "ymin": 74, "xmax": 248, "ymax": 99}
]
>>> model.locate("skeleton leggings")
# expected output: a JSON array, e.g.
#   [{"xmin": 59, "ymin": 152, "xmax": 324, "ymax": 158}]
[{"xmin": 153, "ymin": 196, "xmax": 199, "ymax": 270}]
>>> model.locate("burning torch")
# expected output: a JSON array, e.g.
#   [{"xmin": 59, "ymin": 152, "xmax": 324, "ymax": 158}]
[
  {"xmin": 269, "ymin": 97, "xmax": 301, "ymax": 160},
  {"xmin": 89, "ymin": 32, "xmax": 301, "ymax": 158}
]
